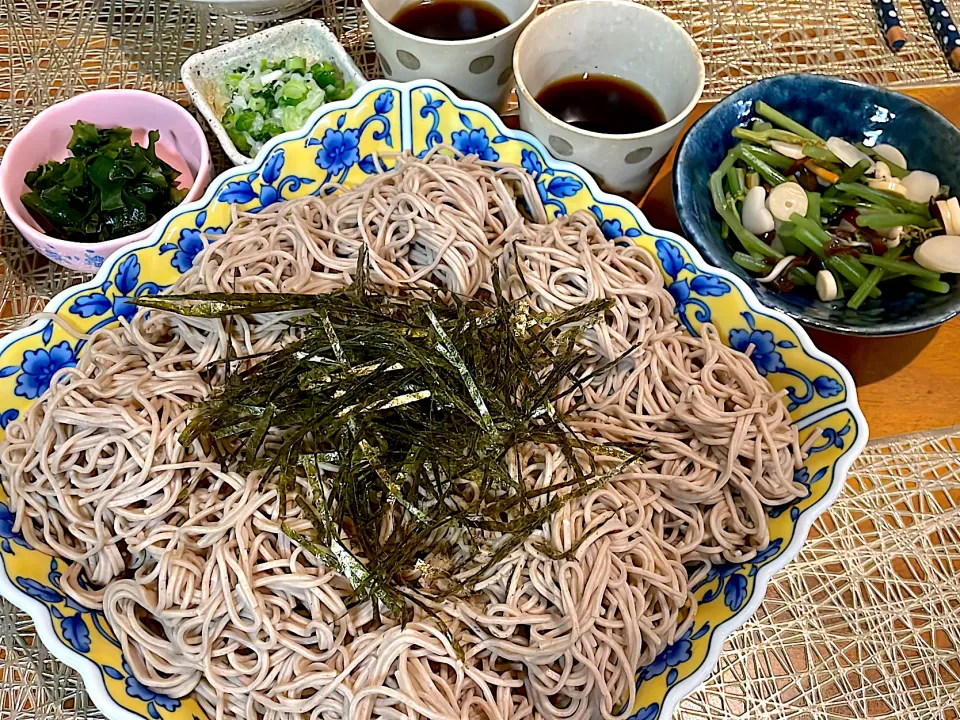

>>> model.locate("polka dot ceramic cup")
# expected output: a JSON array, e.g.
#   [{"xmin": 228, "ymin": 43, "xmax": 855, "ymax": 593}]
[
  {"xmin": 514, "ymin": 0, "xmax": 704, "ymax": 197},
  {"xmin": 361, "ymin": 0, "xmax": 538, "ymax": 110}
]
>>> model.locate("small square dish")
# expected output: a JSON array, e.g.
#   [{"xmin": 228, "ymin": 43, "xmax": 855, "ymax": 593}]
[{"xmin": 181, "ymin": 19, "xmax": 366, "ymax": 166}]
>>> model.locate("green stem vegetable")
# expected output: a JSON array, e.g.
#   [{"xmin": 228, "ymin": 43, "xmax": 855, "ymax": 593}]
[
  {"xmin": 732, "ymin": 252, "xmax": 768, "ymax": 273},
  {"xmin": 755, "ymin": 101, "xmax": 824, "ymax": 142},
  {"xmin": 805, "ymin": 191, "xmax": 821, "ymax": 224},
  {"xmin": 848, "ymin": 247, "xmax": 903, "ymax": 310},
  {"xmin": 834, "ymin": 182, "xmax": 931, "ymax": 216},
  {"xmin": 726, "ymin": 164, "xmax": 745, "ymax": 198},
  {"xmin": 734, "ymin": 144, "xmax": 788, "ymax": 185},
  {"xmin": 737, "ymin": 144, "xmax": 794, "ymax": 171},
  {"xmin": 858, "ymin": 255, "xmax": 942, "ymax": 280},
  {"xmin": 789, "ymin": 213, "xmax": 879, "ymax": 296},
  {"xmin": 910, "ymin": 277, "xmax": 951, "ymax": 293},
  {"xmin": 855, "ymin": 213, "xmax": 940, "ymax": 230}
]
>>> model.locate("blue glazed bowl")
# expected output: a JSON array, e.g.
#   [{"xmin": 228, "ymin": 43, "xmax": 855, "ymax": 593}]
[{"xmin": 674, "ymin": 73, "xmax": 960, "ymax": 336}]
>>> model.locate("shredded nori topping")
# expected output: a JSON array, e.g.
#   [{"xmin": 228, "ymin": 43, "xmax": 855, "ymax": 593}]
[{"xmin": 135, "ymin": 261, "xmax": 644, "ymax": 616}]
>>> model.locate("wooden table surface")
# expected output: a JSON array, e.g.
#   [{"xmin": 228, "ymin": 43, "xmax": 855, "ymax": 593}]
[{"xmin": 640, "ymin": 86, "xmax": 960, "ymax": 440}]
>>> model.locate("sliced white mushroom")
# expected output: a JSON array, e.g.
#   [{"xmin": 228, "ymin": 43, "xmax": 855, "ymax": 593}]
[
  {"xmin": 826, "ymin": 136, "xmax": 874, "ymax": 169},
  {"xmin": 769, "ymin": 140, "xmax": 805, "ymax": 160},
  {"xmin": 915, "ymin": 235, "xmax": 960, "ymax": 273},
  {"xmin": 873, "ymin": 161, "xmax": 892, "ymax": 181},
  {"xmin": 816, "ymin": 270, "xmax": 839, "ymax": 301},
  {"xmin": 742, "ymin": 186, "xmax": 776, "ymax": 235},
  {"xmin": 757, "ymin": 255, "xmax": 797, "ymax": 283},
  {"xmin": 948, "ymin": 198, "xmax": 960, "ymax": 234},
  {"xmin": 937, "ymin": 197, "xmax": 960, "ymax": 235},
  {"xmin": 900, "ymin": 170, "xmax": 940, "ymax": 204},
  {"xmin": 866, "ymin": 177, "xmax": 909, "ymax": 196},
  {"xmin": 878, "ymin": 225, "xmax": 902, "ymax": 248},
  {"xmin": 766, "ymin": 183, "xmax": 808, "ymax": 222},
  {"xmin": 873, "ymin": 143, "xmax": 907, "ymax": 169}
]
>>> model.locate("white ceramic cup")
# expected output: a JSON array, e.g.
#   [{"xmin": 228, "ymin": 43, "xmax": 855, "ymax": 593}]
[
  {"xmin": 362, "ymin": 0, "xmax": 538, "ymax": 109},
  {"xmin": 514, "ymin": 0, "xmax": 704, "ymax": 196}
]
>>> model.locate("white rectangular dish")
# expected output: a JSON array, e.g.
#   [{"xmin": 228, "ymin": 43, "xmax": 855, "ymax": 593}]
[{"xmin": 181, "ymin": 19, "xmax": 367, "ymax": 166}]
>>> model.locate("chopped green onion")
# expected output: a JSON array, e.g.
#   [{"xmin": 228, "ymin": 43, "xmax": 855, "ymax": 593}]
[{"xmin": 220, "ymin": 56, "xmax": 354, "ymax": 157}]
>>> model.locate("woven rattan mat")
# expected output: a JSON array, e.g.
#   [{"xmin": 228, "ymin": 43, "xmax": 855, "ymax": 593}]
[{"xmin": 2, "ymin": 1, "xmax": 960, "ymax": 717}]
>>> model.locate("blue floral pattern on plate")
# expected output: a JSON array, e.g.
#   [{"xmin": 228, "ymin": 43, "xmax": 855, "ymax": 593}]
[
  {"xmin": 160, "ymin": 210, "xmax": 225, "ymax": 272},
  {"xmin": 729, "ymin": 311, "xmax": 844, "ymax": 411},
  {"xmin": 217, "ymin": 147, "xmax": 316, "ymax": 213},
  {"xmin": 417, "ymin": 93, "xmax": 586, "ymax": 217},
  {"xmin": 0, "ymin": 253, "xmax": 166, "ymax": 406},
  {"xmin": 304, "ymin": 90, "xmax": 395, "ymax": 187},
  {"xmin": 4, "ymin": 340, "xmax": 77, "ymax": 400},
  {"xmin": 0, "ymin": 501, "xmax": 29, "ymax": 553},
  {"xmin": 104, "ymin": 661, "xmax": 181, "ymax": 719},
  {"xmin": 694, "ymin": 538, "xmax": 786, "ymax": 612},
  {"xmin": 17, "ymin": 554, "xmax": 182, "ymax": 718},
  {"xmin": 638, "ymin": 623, "xmax": 711, "ymax": 687},
  {"xmin": 16, "ymin": 558, "xmax": 101, "ymax": 654},
  {"xmin": 654, "ymin": 237, "xmax": 732, "ymax": 335}
]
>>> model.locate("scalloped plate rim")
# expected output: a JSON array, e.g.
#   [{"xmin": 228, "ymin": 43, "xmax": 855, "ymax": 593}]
[{"xmin": 0, "ymin": 78, "xmax": 869, "ymax": 720}]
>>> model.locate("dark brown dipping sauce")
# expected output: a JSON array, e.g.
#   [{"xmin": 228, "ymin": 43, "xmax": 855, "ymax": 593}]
[
  {"xmin": 534, "ymin": 74, "xmax": 667, "ymax": 135},
  {"xmin": 390, "ymin": 0, "xmax": 511, "ymax": 41}
]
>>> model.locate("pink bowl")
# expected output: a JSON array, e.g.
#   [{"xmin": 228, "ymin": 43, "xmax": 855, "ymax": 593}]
[{"xmin": 0, "ymin": 90, "xmax": 212, "ymax": 273}]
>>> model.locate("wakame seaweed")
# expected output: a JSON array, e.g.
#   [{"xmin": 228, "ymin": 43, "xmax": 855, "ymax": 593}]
[
  {"xmin": 135, "ymin": 269, "xmax": 644, "ymax": 613},
  {"xmin": 21, "ymin": 121, "xmax": 187, "ymax": 243}
]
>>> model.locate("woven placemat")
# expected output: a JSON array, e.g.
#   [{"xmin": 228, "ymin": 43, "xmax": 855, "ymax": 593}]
[{"xmin": 3, "ymin": 426, "xmax": 959, "ymax": 719}]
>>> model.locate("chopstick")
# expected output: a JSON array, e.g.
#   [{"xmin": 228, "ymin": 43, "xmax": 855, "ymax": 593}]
[
  {"xmin": 918, "ymin": 0, "xmax": 960, "ymax": 70},
  {"xmin": 875, "ymin": 0, "xmax": 908, "ymax": 51}
]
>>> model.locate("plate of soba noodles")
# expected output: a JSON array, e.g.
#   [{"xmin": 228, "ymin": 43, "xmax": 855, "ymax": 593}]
[{"xmin": 0, "ymin": 80, "xmax": 866, "ymax": 720}]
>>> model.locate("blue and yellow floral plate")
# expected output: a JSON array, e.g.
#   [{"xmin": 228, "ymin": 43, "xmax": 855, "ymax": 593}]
[{"xmin": 0, "ymin": 80, "xmax": 867, "ymax": 720}]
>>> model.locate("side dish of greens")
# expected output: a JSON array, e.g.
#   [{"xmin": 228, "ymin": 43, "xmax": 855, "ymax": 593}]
[
  {"xmin": 21, "ymin": 121, "xmax": 186, "ymax": 243},
  {"xmin": 710, "ymin": 101, "xmax": 960, "ymax": 310},
  {"xmin": 220, "ymin": 56, "xmax": 355, "ymax": 156}
]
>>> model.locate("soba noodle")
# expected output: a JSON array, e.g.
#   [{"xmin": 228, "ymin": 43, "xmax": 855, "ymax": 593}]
[{"xmin": 1, "ymin": 150, "xmax": 806, "ymax": 720}]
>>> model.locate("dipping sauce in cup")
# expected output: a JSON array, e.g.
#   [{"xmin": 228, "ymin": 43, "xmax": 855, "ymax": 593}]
[
  {"xmin": 362, "ymin": 0, "xmax": 538, "ymax": 109},
  {"xmin": 390, "ymin": 0, "xmax": 511, "ymax": 41},
  {"xmin": 535, "ymin": 73, "xmax": 667, "ymax": 135},
  {"xmin": 514, "ymin": 0, "xmax": 704, "ymax": 196}
]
